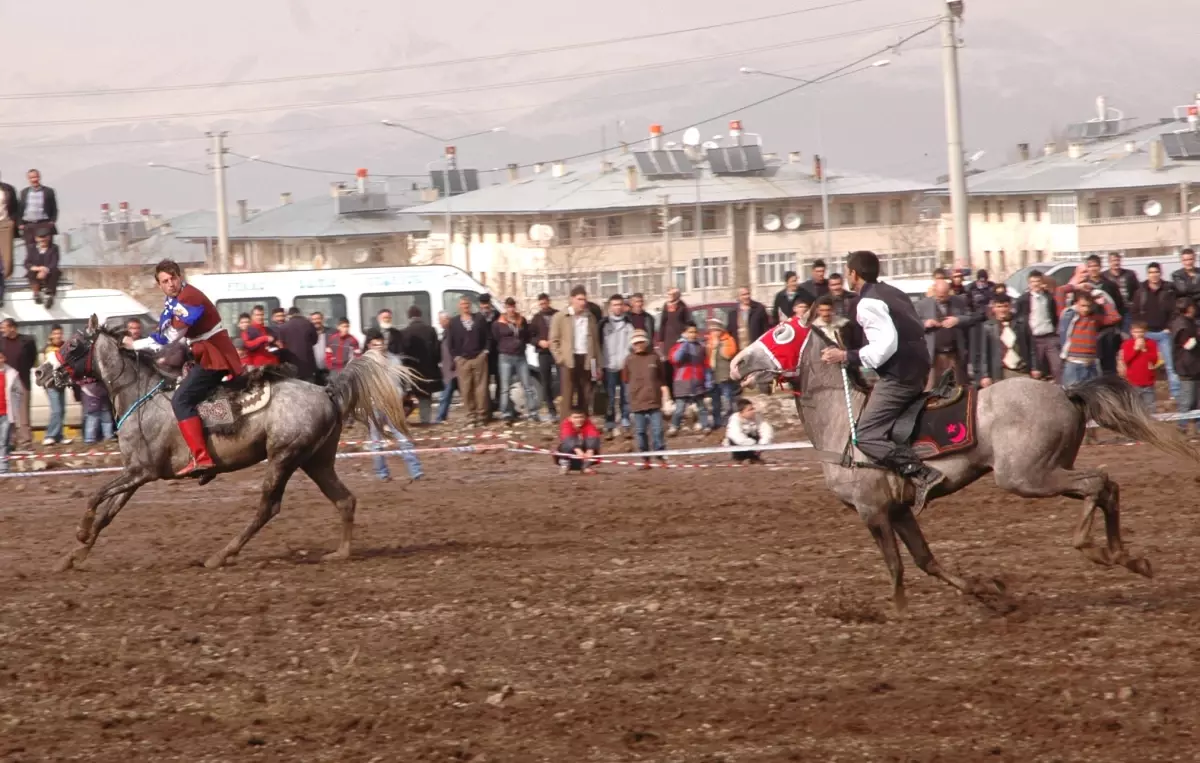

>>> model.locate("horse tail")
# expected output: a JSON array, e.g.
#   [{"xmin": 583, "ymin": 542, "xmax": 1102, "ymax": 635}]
[
  {"xmin": 1067, "ymin": 375, "xmax": 1198, "ymax": 463},
  {"xmin": 326, "ymin": 355, "xmax": 422, "ymax": 437}
]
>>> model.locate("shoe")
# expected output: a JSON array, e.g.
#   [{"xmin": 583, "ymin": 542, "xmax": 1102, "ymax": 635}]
[
  {"xmin": 904, "ymin": 465, "xmax": 946, "ymax": 515},
  {"xmin": 60, "ymin": 437, "xmax": 74, "ymax": 446},
  {"xmin": 33, "ymin": 293, "xmax": 42, "ymax": 305},
  {"xmin": 41, "ymin": 438, "xmax": 56, "ymax": 446},
  {"xmin": 175, "ymin": 416, "xmax": 216, "ymax": 477},
  {"xmin": 605, "ymin": 429, "xmax": 615, "ymax": 441},
  {"xmin": 45, "ymin": 296, "xmax": 54, "ymax": 309},
  {"xmin": 692, "ymin": 422, "xmax": 703, "ymax": 432},
  {"xmin": 701, "ymin": 428, "xmax": 713, "ymax": 436},
  {"xmin": 666, "ymin": 426, "xmax": 679, "ymax": 436},
  {"xmin": 559, "ymin": 464, "xmax": 570, "ymax": 475},
  {"xmin": 582, "ymin": 467, "xmax": 598, "ymax": 475}
]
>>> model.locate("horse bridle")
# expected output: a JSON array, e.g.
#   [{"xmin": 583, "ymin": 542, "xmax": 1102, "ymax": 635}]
[{"xmin": 56, "ymin": 331, "xmax": 143, "ymax": 401}]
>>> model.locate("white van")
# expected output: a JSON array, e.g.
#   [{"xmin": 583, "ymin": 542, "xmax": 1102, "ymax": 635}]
[
  {"xmin": 1, "ymin": 286, "xmax": 156, "ymax": 429},
  {"xmin": 188, "ymin": 265, "xmax": 491, "ymax": 337}
]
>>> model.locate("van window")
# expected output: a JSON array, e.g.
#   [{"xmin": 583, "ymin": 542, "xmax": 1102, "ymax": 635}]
[
  {"xmin": 361, "ymin": 292, "xmax": 432, "ymax": 330},
  {"xmin": 108, "ymin": 314, "xmax": 154, "ymax": 333},
  {"xmin": 442, "ymin": 289, "xmax": 481, "ymax": 316},
  {"xmin": 216, "ymin": 298, "xmax": 280, "ymax": 330},
  {"xmin": 21, "ymin": 320, "xmax": 87, "ymax": 352},
  {"xmin": 294, "ymin": 295, "xmax": 348, "ymax": 325}
]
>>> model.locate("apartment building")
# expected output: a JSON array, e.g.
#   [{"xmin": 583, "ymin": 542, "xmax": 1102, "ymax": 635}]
[
  {"xmin": 406, "ymin": 122, "xmax": 938, "ymax": 307},
  {"xmin": 934, "ymin": 96, "xmax": 1200, "ymax": 275}
]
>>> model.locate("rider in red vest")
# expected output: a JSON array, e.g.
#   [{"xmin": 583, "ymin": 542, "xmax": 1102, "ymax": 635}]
[{"xmin": 126, "ymin": 259, "xmax": 243, "ymax": 476}]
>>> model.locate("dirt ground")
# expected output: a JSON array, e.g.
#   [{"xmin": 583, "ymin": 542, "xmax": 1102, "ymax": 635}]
[{"xmin": 2, "ymin": 421, "xmax": 1200, "ymax": 763}]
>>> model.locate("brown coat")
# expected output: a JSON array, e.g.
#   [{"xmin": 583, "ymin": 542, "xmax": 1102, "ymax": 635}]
[
  {"xmin": 622, "ymin": 349, "xmax": 665, "ymax": 412},
  {"xmin": 549, "ymin": 307, "xmax": 601, "ymax": 369}
]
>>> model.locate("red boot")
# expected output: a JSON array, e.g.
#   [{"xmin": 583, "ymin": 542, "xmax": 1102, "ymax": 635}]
[{"xmin": 176, "ymin": 416, "xmax": 216, "ymax": 477}]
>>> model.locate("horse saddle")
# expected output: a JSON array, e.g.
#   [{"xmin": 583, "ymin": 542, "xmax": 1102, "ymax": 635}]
[
  {"xmin": 169, "ymin": 361, "xmax": 275, "ymax": 432},
  {"xmin": 889, "ymin": 370, "xmax": 978, "ymax": 459}
]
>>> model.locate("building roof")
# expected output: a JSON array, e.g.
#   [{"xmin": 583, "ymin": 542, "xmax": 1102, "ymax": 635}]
[
  {"xmin": 936, "ymin": 118, "xmax": 1200, "ymax": 196},
  {"xmin": 169, "ymin": 193, "xmax": 430, "ymax": 241},
  {"xmin": 405, "ymin": 153, "xmax": 932, "ymax": 216},
  {"xmin": 56, "ymin": 224, "xmax": 208, "ymax": 269}
]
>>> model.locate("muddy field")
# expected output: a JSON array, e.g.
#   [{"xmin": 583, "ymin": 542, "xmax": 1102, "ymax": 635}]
[{"xmin": 2, "ymin": 424, "xmax": 1200, "ymax": 762}]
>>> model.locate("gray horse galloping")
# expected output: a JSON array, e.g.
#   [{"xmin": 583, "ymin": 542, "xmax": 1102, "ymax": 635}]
[
  {"xmin": 731, "ymin": 315, "xmax": 1198, "ymax": 610},
  {"xmin": 37, "ymin": 315, "xmax": 416, "ymax": 571}
]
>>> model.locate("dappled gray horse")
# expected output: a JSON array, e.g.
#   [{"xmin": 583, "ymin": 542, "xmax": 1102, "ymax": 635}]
[
  {"xmin": 36, "ymin": 315, "xmax": 416, "ymax": 571},
  {"xmin": 731, "ymin": 315, "xmax": 1197, "ymax": 609}
]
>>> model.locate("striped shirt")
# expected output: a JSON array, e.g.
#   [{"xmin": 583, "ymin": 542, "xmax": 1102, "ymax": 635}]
[{"xmin": 22, "ymin": 189, "xmax": 45, "ymax": 222}]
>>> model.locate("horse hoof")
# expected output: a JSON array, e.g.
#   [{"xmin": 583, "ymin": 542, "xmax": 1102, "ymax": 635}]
[
  {"xmin": 989, "ymin": 578, "xmax": 1007, "ymax": 595},
  {"xmin": 1126, "ymin": 557, "xmax": 1153, "ymax": 579},
  {"xmin": 54, "ymin": 553, "xmax": 76, "ymax": 573},
  {"xmin": 322, "ymin": 549, "xmax": 350, "ymax": 563},
  {"xmin": 203, "ymin": 555, "xmax": 227, "ymax": 569}
]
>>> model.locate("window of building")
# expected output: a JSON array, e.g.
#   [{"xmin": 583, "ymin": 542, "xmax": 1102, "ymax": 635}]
[
  {"xmin": 756, "ymin": 252, "xmax": 796, "ymax": 285},
  {"xmin": 679, "ymin": 210, "xmax": 696, "ymax": 237},
  {"xmin": 606, "ymin": 215, "xmax": 623, "ymax": 238},
  {"xmin": 599, "ymin": 271, "xmax": 619, "ymax": 295},
  {"xmin": 983, "ymin": 200, "xmax": 990, "ymax": 222},
  {"xmin": 555, "ymin": 220, "xmax": 571, "ymax": 244},
  {"xmin": 1019, "ymin": 250, "xmax": 1030, "ymax": 268},
  {"xmin": 1108, "ymin": 197, "xmax": 1126, "ymax": 219},
  {"xmin": 702, "ymin": 207, "xmax": 720, "ymax": 233},
  {"xmin": 1018, "ymin": 200, "xmax": 1027, "ymax": 222},
  {"xmin": 690, "ymin": 256, "xmax": 729, "ymax": 290},
  {"xmin": 620, "ymin": 270, "xmax": 665, "ymax": 297},
  {"xmin": 889, "ymin": 199, "xmax": 904, "ymax": 224},
  {"xmin": 508, "ymin": 220, "xmax": 517, "ymax": 242},
  {"xmin": 673, "ymin": 266, "xmax": 687, "ymax": 291},
  {"xmin": 1048, "ymin": 195, "xmax": 1077, "ymax": 225},
  {"xmin": 864, "ymin": 201, "xmax": 882, "ymax": 225},
  {"xmin": 1035, "ymin": 249, "xmax": 1045, "ymax": 261},
  {"xmin": 839, "ymin": 203, "xmax": 856, "ymax": 226},
  {"xmin": 578, "ymin": 218, "xmax": 596, "ymax": 240},
  {"xmin": 1033, "ymin": 199, "xmax": 1043, "ymax": 221},
  {"xmin": 1134, "ymin": 196, "xmax": 1149, "ymax": 217},
  {"xmin": 1087, "ymin": 200, "xmax": 1102, "ymax": 221},
  {"xmin": 996, "ymin": 201, "xmax": 1005, "ymax": 221}
]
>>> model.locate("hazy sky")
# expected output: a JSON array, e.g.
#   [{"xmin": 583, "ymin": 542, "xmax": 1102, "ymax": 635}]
[{"xmin": 0, "ymin": 0, "xmax": 1194, "ymax": 221}]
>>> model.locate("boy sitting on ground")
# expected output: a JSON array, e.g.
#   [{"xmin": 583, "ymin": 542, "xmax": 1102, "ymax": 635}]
[
  {"xmin": 724, "ymin": 398, "xmax": 774, "ymax": 464},
  {"xmin": 556, "ymin": 407, "xmax": 601, "ymax": 475}
]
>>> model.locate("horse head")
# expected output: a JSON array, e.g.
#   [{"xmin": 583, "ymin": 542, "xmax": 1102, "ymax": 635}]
[
  {"xmin": 34, "ymin": 314, "xmax": 122, "ymax": 389},
  {"xmin": 731, "ymin": 313, "xmax": 850, "ymax": 383}
]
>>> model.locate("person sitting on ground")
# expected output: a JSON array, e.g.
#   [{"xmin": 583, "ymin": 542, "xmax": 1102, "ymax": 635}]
[
  {"xmin": 724, "ymin": 398, "xmax": 774, "ymax": 463},
  {"xmin": 556, "ymin": 407, "xmax": 601, "ymax": 475},
  {"xmin": 24, "ymin": 228, "xmax": 60, "ymax": 308}
]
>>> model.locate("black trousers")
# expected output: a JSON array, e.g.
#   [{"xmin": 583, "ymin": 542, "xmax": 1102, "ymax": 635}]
[
  {"xmin": 854, "ymin": 375, "xmax": 926, "ymax": 466},
  {"xmin": 537, "ymin": 351, "xmax": 557, "ymax": 415},
  {"xmin": 172, "ymin": 367, "xmax": 227, "ymax": 420}
]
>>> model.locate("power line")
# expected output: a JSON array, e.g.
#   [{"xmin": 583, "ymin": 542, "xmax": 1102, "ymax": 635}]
[
  {"xmin": 0, "ymin": 0, "xmax": 869, "ymax": 101},
  {"xmin": 223, "ymin": 22, "xmax": 941, "ymax": 180},
  {"xmin": 0, "ymin": 19, "xmax": 931, "ymax": 130}
]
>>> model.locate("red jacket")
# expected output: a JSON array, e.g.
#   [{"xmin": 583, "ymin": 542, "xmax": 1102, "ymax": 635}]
[
  {"xmin": 241, "ymin": 323, "xmax": 279, "ymax": 367},
  {"xmin": 1121, "ymin": 337, "xmax": 1159, "ymax": 387},
  {"xmin": 559, "ymin": 418, "xmax": 601, "ymax": 443}
]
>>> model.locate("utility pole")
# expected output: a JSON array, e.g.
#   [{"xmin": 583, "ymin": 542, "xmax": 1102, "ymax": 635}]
[
  {"xmin": 1183, "ymin": 182, "xmax": 1192, "ymax": 249},
  {"xmin": 660, "ymin": 194, "xmax": 673, "ymax": 296},
  {"xmin": 208, "ymin": 131, "xmax": 230, "ymax": 272},
  {"xmin": 695, "ymin": 168, "xmax": 705, "ymax": 303},
  {"xmin": 940, "ymin": 1, "xmax": 971, "ymax": 267},
  {"xmin": 445, "ymin": 145, "xmax": 458, "ymax": 272}
]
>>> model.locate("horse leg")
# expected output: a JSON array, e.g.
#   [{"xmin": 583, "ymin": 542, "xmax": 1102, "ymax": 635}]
[
  {"xmin": 57, "ymin": 473, "xmax": 151, "ymax": 572},
  {"xmin": 1093, "ymin": 479, "xmax": 1153, "ymax": 578},
  {"xmin": 861, "ymin": 507, "xmax": 907, "ymax": 611},
  {"xmin": 890, "ymin": 503, "xmax": 1007, "ymax": 603},
  {"xmin": 995, "ymin": 466, "xmax": 1119, "ymax": 569},
  {"xmin": 205, "ymin": 461, "xmax": 295, "ymax": 569},
  {"xmin": 302, "ymin": 460, "xmax": 357, "ymax": 563}
]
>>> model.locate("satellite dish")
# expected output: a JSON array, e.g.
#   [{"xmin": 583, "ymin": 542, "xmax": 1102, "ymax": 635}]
[
  {"xmin": 529, "ymin": 223, "xmax": 555, "ymax": 244},
  {"xmin": 682, "ymin": 127, "xmax": 701, "ymax": 147},
  {"xmin": 1144, "ymin": 199, "xmax": 1163, "ymax": 217},
  {"xmin": 701, "ymin": 140, "xmax": 720, "ymax": 149},
  {"xmin": 762, "ymin": 213, "xmax": 782, "ymax": 232},
  {"xmin": 783, "ymin": 212, "xmax": 803, "ymax": 230},
  {"xmin": 353, "ymin": 248, "xmax": 371, "ymax": 264}
]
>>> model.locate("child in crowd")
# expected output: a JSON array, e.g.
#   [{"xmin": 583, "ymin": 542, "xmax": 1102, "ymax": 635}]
[
  {"xmin": 622, "ymin": 329, "xmax": 668, "ymax": 469},
  {"xmin": 1057, "ymin": 289, "xmax": 1120, "ymax": 387},
  {"xmin": 668, "ymin": 322, "xmax": 712, "ymax": 435},
  {"xmin": 724, "ymin": 398, "xmax": 774, "ymax": 463},
  {"xmin": 79, "ymin": 378, "xmax": 115, "ymax": 444},
  {"xmin": 556, "ymin": 407, "xmax": 601, "ymax": 474},
  {"xmin": 1171, "ymin": 297, "xmax": 1200, "ymax": 436},
  {"xmin": 364, "ymin": 329, "xmax": 423, "ymax": 482},
  {"xmin": 1120, "ymin": 320, "xmax": 1160, "ymax": 413},
  {"xmin": 706, "ymin": 318, "xmax": 738, "ymax": 428},
  {"xmin": 0, "ymin": 350, "xmax": 16, "ymax": 475},
  {"xmin": 325, "ymin": 317, "xmax": 361, "ymax": 374}
]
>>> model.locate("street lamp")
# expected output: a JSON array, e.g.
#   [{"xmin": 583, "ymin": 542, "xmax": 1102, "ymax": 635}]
[
  {"xmin": 739, "ymin": 60, "xmax": 891, "ymax": 261},
  {"xmin": 381, "ymin": 121, "xmax": 504, "ymax": 269},
  {"xmin": 147, "ymin": 161, "xmax": 208, "ymax": 177}
]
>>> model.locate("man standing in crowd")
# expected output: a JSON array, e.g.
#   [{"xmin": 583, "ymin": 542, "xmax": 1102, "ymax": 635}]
[
  {"xmin": 434, "ymin": 311, "xmax": 458, "ymax": 424},
  {"xmin": 950, "ymin": 269, "xmax": 968, "ymax": 297},
  {"xmin": 1014, "ymin": 270, "xmax": 1062, "ymax": 382},
  {"xmin": 599, "ymin": 293, "xmax": 633, "ymax": 437},
  {"xmin": 268, "ymin": 308, "xmax": 287, "ymax": 342},
  {"xmin": 800, "ymin": 259, "xmax": 830, "ymax": 299},
  {"xmin": 773, "ymin": 271, "xmax": 813, "ymax": 325},
  {"xmin": 0, "ymin": 171, "xmax": 19, "ymax": 306},
  {"xmin": 277, "ymin": 307, "xmax": 318, "ymax": 382},
  {"xmin": 623, "ymin": 329, "xmax": 667, "ymax": 468},
  {"xmin": 19, "ymin": 170, "xmax": 57, "ymax": 257},
  {"xmin": 375, "ymin": 308, "xmax": 403, "ymax": 357},
  {"xmin": 657, "ymin": 287, "xmax": 692, "ymax": 396},
  {"xmin": 626, "ymin": 292, "xmax": 656, "ymax": 339},
  {"xmin": 1131, "ymin": 262, "xmax": 1179, "ymax": 399},
  {"xmin": 125, "ymin": 318, "xmax": 144, "ymax": 341},
  {"xmin": 400, "ymin": 305, "xmax": 441, "ymax": 423},
  {"xmin": 1172, "ymin": 248, "xmax": 1200, "ymax": 302},
  {"xmin": 242, "ymin": 306, "xmax": 279, "ymax": 367},
  {"xmin": 1103, "ymin": 252, "xmax": 1140, "ymax": 334},
  {"xmin": 0, "ymin": 318, "xmax": 36, "ymax": 450},
  {"xmin": 917, "ymin": 269, "xmax": 980, "ymax": 387},
  {"xmin": 492, "ymin": 297, "xmax": 539, "ymax": 423},
  {"xmin": 977, "ymin": 294, "xmax": 1030, "ymax": 386},
  {"xmin": 550, "ymin": 286, "xmax": 601, "ymax": 414},
  {"xmin": 727, "ymin": 286, "xmax": 769, "ymax": 351},
  {"xmin": 827, "ymin": 273, "xmax": 855, "ymax": 317},
  {"xmin": 477, "ymin": 294, "xmax": 501, "ymax": 414},
  {"xmin": 447, "ymin": 296, "xmax": 491, "ymax": 427},
  {"xmin": 325, "ymin": 317, "xmax": 360, "ymax": 373},
  {"xmin": 25, "ymin": 228, "xmax": 60, "ymax": 308},
  {"xmin": 1074, "ymin": 257, "xmax": 1124, "ymax": 375},
  {"xmin": 1171, "ymin": 297, "xmax": 1200, "ymax": 433},
  {"xmin": 310, "ymin": 312, "xmax": 332, "ymax": 385},
  {"xmin": 529, "ymin": 292, "xmax": 559, "ymax": 422}
]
